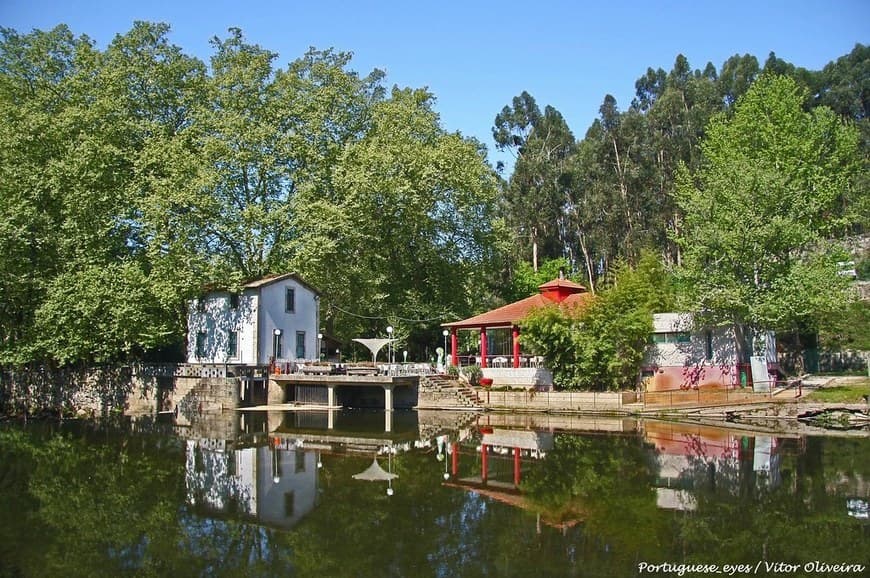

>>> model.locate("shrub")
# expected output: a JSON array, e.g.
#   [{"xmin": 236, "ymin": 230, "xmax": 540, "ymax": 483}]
[{"xmin": 462, "ymin": 365, "xmax": 482, "ymax": 386}]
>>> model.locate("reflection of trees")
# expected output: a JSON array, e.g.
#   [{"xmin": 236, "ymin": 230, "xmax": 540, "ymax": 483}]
[
  {"xmin": 3, "ymin": 421, "xmax": 868, "ymax": 576},
  {"xmin": 674, "ymin": 436, "xmax": 870, "ymax": 567},
  {"xmin": 522, "ymin": 434, "xmax": 666, "ymax": 568}
]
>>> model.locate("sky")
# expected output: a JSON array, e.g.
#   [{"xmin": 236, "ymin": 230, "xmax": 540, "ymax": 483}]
[{"xmin": 2, "ymin": 0, "xmax": 868, "ymax": 170}]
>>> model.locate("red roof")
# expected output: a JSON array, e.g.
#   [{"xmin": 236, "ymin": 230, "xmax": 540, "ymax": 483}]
[{"xmin": 443, "ymin": 278, "xmax": 591, "ymax": 329}]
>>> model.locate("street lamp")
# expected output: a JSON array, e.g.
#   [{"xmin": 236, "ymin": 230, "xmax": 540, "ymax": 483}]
[
  {"xmin": 386, "ymin": 326, "xmax": 394, "ymax": 373},
  {"xmin": 442, "ymin": 329, "xmax": 449, "ymax": 364},
  {"xmin": 317, "ymin": 332, "xmax": 323, "ymax": 361},
  {"xmin": 273, "ymin": 328, "xmax": 282, "ymax": 365}
]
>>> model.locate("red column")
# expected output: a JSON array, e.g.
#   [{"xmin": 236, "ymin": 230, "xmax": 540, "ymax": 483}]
[
  {"xmin": 514, "ymin": 447, "xmax": 521, "ymax": 486},
  {"xmin": 450, "ymin": 329, "xmax": 458, "ymax": 366},
  {"xmin": 481, "ymin": 444, "xmax": 488, "ymax": 482},
  {"xmin": 451, "ymin": 442, "xmax": 458, "ymax": 476},
  {"xmin": 480, "ymin": 328, "xmax": 487, "ymax": 368},
  {"xmin": 512, "ymin": 325, "xmax": 521, "ymax": 369}
]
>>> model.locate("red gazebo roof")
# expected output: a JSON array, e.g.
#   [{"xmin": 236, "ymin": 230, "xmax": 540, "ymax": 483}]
[{"xmin": 443, "ymin": 278, "xmax": 591, "ymax": 329}]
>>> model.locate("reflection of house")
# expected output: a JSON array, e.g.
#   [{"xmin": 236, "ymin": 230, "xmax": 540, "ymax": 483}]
[
  {"xmin": 644, "ymin": 421, "xmax": 781, "ymax": 511},
  {"xmin": 186, "ymin": 273, "xmax": 320, "ymax": 365},
  {"xmin": 185, "ymin": 438, "xmax": 320, "ymax": 529},
  {"xmin": 643, "ymin": 313, "xmax": 778, "ymax": 391}
]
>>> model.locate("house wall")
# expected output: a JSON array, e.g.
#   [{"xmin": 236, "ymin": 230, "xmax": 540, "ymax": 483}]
[
  {"xmin": 186, "ymin": 276, "xmax": 320, "ymax": 366},
  {"xmin": 643, "ymin": 313, "xmax": 780, "ymax": 391},
  {"xmin": 644, "ymin": 313, "xmax": 739, "ymax": 391},
  {"xmin": 186, "ymin": 292, "xmax": 259, "ymax": 364},
  {"xmin": 257, "ymin": 278, "xmax": 319, "ymax": 365}
]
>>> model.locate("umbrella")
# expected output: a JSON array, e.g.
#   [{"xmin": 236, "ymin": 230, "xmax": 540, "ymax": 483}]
[{"xmin": 352, "ymin": 457, "xmax": 398, "ymax": 481}]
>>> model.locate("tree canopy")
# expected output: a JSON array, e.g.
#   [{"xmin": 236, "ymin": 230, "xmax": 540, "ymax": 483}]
[
  {"xmin": 0, "ymin": 23, "xmax": 498, "ymax": 366},
  {"xmin": 674, "ymin": 74, "xmax": 861, "ymax": 343}
]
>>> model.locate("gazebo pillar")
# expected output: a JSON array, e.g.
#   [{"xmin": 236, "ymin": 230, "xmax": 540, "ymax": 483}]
[
  {"xmin": 480, "ymin": 328, "xmax": 488, "ymax": 368},
  {"xmin": 450, "ymin": 328, "xmax": 458, "ymax": 366},
  {"xmin": 512, "ymin": 325, "xmax": 521, "ymax": 369}
]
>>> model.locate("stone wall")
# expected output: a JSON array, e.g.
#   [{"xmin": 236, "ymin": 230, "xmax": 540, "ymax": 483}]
[
  {"xmin": 480, "ymin": 389, "xmax": 636, "ymax": 412},
  {"xmin": 0, "ymin": 364, "xmax": 244, "ymax": 417},
  {"xmin": 0, "ymin": 365, "xmax": 144, "ymax": 416}
]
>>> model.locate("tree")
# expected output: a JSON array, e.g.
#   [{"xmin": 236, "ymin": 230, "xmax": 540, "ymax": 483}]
[
  {"xmin": 520, "ymin": 253, "xmax": 673, "ymax": 390},
  {"xmin": 493, "ymin": 92, "xmax": 575, "ymax": 271},
  {"xmin": 290, "ymin": 87, "xmax": 499, "ymax": 349},
  {"xmin": 674, "ymin": 74, "xmax": 861, "ymax": 360},
  {"xmin": 0, "ymin": 23, "xmax": 209, "ymax": 366}
]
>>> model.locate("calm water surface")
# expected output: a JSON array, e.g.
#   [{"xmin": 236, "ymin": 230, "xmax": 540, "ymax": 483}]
[{"xmin": 1, "ymin": 410, "xmax": 868, "ymax": 577}]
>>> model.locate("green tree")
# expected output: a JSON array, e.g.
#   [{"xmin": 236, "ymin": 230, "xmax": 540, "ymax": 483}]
[
  {"xmin": 674, "ymin": 74, "xmax": 861, "ymax": 359},
  {"xmin": 520, "ymin": 252, "xmax": 672, "ymax": 390},
  {"xmin": 0, "ymin": 23, "xmax": 209, "ymax": 365},
  {"xmin": 291, "ymin": 87, "xmax": 499, "ymax": 348},
  {"xmin": 493, "ymin": 92, "xmax": 576, "ymax": 271}
]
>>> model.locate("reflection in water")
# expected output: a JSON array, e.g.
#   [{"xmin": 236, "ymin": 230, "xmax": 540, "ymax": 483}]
[
  {"xmin": 185, "ymin": 437, "xmax": 320, "ymax": 530},
  {"xmin": 2, "ymin": 411, "xmax": 868, "ymax": 576}
]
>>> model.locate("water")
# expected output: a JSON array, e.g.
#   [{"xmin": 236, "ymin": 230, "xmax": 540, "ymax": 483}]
[{"xmin": 1, "ymin": 410, "xmax": 868, "ymax": 577}]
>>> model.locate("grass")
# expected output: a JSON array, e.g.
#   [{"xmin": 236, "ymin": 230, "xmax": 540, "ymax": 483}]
[{"xmin": 804, "ymin": 379, "xmax": 870, "ymax": 403}]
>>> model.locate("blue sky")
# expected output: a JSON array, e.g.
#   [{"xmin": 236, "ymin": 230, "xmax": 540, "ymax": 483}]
[{"xmin": 2, "ymin": 0, "xmax": 867, "ymax": 170}]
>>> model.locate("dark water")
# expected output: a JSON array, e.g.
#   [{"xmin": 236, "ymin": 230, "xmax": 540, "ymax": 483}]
[{"xmin": 1, "ymin": 410, "xmax": 868, "ymax": 577}]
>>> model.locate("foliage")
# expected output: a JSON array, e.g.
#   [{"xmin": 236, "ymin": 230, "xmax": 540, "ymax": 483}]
[
  {"xmin": 290, "ymin": 86, "xmax": 499, "ymax": 346},
  {"xmin": 503, "ymin": 257, "xmax": 575, "ymax": 302},
  {"xmin": 461, "ymin": 364, "xmax": 482, "ymax": 386},
  {"xmin": 493, "ymin": 92, "xmax": 575, "ymax": 271},
  {"xmin": 0, "ymin": 23, "xmax": 499, "ymax": 366},
  {"xmin": 818, "ymin": 299, "xmax": 870, "ymax": 352},
  {"xmin": 493, "ymin": 47, "xmax": 868, "ymax": 304},
  {"xmin": 520, "ymin": 252, "xmax": 670, "ymax": 390},
  {"xmin": 674, "ymin": 74, "xmax": 861, "ymax": 346}
]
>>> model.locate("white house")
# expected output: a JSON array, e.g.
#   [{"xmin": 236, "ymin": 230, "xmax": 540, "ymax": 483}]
[
  {"xmin": 186, "ymin": 273, "xmax": 320, "ymax": 366},
  {"xmin": 643, "ymin": 313, "xmax": 779, "ymax": 392}
]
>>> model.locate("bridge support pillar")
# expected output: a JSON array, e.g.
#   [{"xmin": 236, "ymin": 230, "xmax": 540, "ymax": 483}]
[{"xmin": 327, "ymin": 385, "xmax": 335, "ymax": 408}]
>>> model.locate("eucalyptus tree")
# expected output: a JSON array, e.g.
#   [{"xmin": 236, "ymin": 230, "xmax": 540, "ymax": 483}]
[
  {"xmin": 493, "ymin": 91, "xmax": 576, "ymax": 271},
  {"xmin": 674, "ymin": 74, "xmax": 861, "ymax": 362}
]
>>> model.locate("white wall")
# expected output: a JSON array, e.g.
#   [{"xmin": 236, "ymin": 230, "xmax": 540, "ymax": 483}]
[
  {"xmin": 257, "ymin": 278, "xmax": 319, "ymax": 365},
  {"xmin": 645, "ymin": 313, "xmax": 738, "ymax": 369},
  {"xmin": 187, "ymin": 276, "xmax": 320, "ymax": 365},
  {"xmin": 186, "ymin": 292, "xmax": 259, "ymax": 364}
]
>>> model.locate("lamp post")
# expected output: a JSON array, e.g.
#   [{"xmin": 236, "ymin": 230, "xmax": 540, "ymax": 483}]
[
  {"xmin": 386, "ymin": 326, "xmax": 394, "ymax": 374},
  {"xmin": 273, "ymin": 328, "xmax": 282, "ymax": 371},
  {"xmin": 317, "ymin": 332, "xmax": 323, "ymax": 361},
  {"xmin": 442, "ymin": 329, "xmax": 449, "ymax": 365},
  {"xmin": 443, "ymin": 446, "xmax": 450, "ymax": 481}
]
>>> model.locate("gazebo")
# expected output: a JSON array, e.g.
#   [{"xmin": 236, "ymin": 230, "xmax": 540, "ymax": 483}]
[{"xmin": 442, "ymin": 278, "xmax": 591, "ymax": 369}]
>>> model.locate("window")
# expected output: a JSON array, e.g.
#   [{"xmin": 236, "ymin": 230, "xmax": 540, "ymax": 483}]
[
  {"xmin": 195, "ymin": 332, "xmax": 206, "ymax": 358},
  {"xmin": 296, "ymin": 331, "xmax": 306, "ymax": 359},
  {"xmin": 651, "ymin": 332, "xmax": 691, "ymax": 344},
  {"xmin": 284, "ymin": 491, "xmax": 295, "ymax": 517},
  {"xmin": 227, "ymin": 331, "xmax": 238, "ymax": 358},
  {"xmin": 705, "ymin": 331, "xmax": 713, "ymax": 361},
  {"xmin": 229, "ymin": 293, "xmax": 239, "ymax": 309},
  {"xmin": 285, "ymin": 287, "xmax": 295, "ymax": 313}
]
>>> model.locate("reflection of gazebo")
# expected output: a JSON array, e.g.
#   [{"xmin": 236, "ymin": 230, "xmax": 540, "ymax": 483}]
[{"xmin": 442, "ymin": 278, "xmax": 590, "ymax": 368}]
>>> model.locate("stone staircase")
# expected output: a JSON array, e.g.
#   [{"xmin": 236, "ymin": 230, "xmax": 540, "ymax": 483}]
[{"xmin": 418, "ymin": 374, "xmax": 484, "ymax": 409}]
